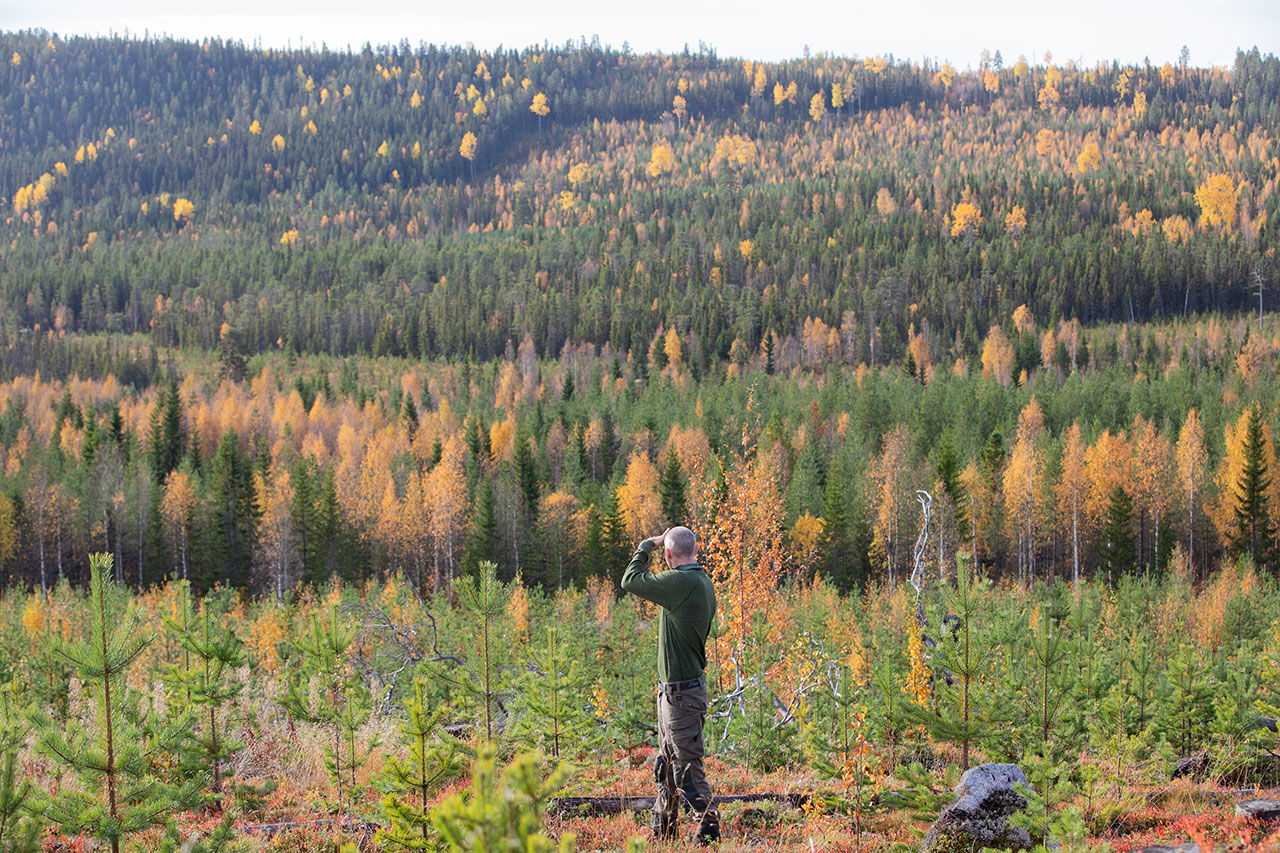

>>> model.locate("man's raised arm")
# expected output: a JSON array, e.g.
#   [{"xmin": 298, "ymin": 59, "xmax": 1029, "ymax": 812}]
[{"xmin": 621, "ymin": 529, "xmax": 685, "ymax": 610}]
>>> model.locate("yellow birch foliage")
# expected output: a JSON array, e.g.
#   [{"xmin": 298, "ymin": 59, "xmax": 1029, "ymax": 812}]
[
  {"xmin": 904, "ymin": 616, "xmax": 932, "ymax": 707},
  {"xmin": 950, "ymin": 202, "xmax": 982, "ymax": 239},
  {"xmin": 665, "ymin": 425, "xmax": 711, "ymax": 479},
  {"xmin": 459, "ymin": 132, "xmax": 477, "ymax": 161},
  {"xmin": 1176, "ymin": 408, "xmax": 1207, "ymax": 547},
  {"xmin": 1035, "ymin": 128, "xmax": 1055, "ymax": 155},
  {"xmin": 790, "ymin": 512, "xmax": 824, "ymax": 568},
  {"xmin": 1194, "ymin": 173, "xmax": 1238, "ymax": 231},
  {"xmin": 808, "ymin": 92, "xmax": 826, "ymax": 122},
  {"xmin": 489, "ymin": 413, "xmax": 516, "ymax": 464},
  {"xmin": 646, "ymin": 140, "xmax": 675, "ymax": 178},
  {"xmin": 868, "ymin": 425, "xmax": 911, "ymax": 583},
  {"xmin": 248, "ymin": 606, "xmax": 286, "ymax": 673},
  {"xmin": 1162, "ymin": 215, "xmax": 1193, "ymax": 243},
  {"xmin": 1132, "ymin": 415, "xmax": 1175, "ymax": 550},
  {"xmin": 427, "ymin": 436, "xmax": 468, "ymax": 588},
  {"xmin": 1084, "ymin": 430, "xmax": 1133, "ymax": 526},
  {"xmin": 663, "ymin": 327, "xmax": 682, "ymax": 371},
  {"xmin": 1055, "ymin": 423, "xmax": 1088, "ymax": 536},
  {"xmin": 618, "ymin": 452, "xmax": 661, "ymax": 539},
  {"xmin": 1037, "ymin": 83, "xmax": 1060, "ymax": 110},
  {"xmin": 1012, "ymin": 304, "xmax": 1036, "ymax": 335},
  {"xmin": 160, "ymin": 468, "xmax": 196, "ymax": 560},
  {"xmin": 1003, "ymin": 399, "xmax": 1047, "ymax": 565},
  {"xmin": 1076, "ymin": 142, "xmax": 1102, "ymax": 173},
  {"xmin": 980, "ymin": 325, "xmax": 1014, "ymax": 385},
  {"xmin": 696, "ymin": 426, "xmax": 788, "ymax": 677},
  {"xmin": 1005, "ymin": 205, "xmax": 1028, "ymax": 236}
]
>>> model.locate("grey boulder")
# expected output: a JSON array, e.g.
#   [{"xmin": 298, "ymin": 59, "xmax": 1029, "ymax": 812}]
[
  {"xmin": 1236, "ymin": 798, "xmax": 1280, "ymax": 821},
  {"xmin": 921, "ymin": 763, "xmax": 1033, "ymax": 852}
]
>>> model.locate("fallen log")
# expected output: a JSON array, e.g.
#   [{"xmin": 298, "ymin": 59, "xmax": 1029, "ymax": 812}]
[
  {"xmin": 48, "ymin": 818, "xmax": 383, "ymax": 852},
  {"xmin": 236, "ymin": 817, "xmax": 381, "ymax": 838},
  {"xmin": 550, "ymin": 792, "xmax": 809, "ymax": 817}
]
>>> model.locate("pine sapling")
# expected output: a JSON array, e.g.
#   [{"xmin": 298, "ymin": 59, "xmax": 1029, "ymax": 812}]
[
  {"xmin": 377, "ymin": 678, "xmax": 463, "ymax": 850},
  {"xmin": 510, "ymin": 624, "xmax": 597, "ymax": 758},
  {"xmin": 453, "ymin": 560, "xmax": 514, "ymax": 741},
  {"xmin": 0, "ymin": 680, "xmax": 41, "ymax": 853},
  {"xmin": 281, "ymin": 602, "xmax": 361, "ymax": 844},
  {"xmin": 163, "ymin": 594, "xmax": 247, "ymax": 804},
  {"xmin": 35, "ymin": 553, "xmax": 200, "ymax": 853},
  {"xmin": 430, "ymin": 746, "xmax": 572, "ymax": 853},
  {"xmin": 906, "ymin": 557, "xmax": 1006, "ymax": 770}
]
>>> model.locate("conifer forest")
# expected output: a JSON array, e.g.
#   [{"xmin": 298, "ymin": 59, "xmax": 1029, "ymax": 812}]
[{"xmin": 1, "ymin": 29, "xmax": 1280, "ymax": 851}]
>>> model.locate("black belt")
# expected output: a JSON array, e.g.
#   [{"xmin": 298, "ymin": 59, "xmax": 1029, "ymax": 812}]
[{"xmin": 658, "ymin": 676, "xmax": 705, "ymax": 691}]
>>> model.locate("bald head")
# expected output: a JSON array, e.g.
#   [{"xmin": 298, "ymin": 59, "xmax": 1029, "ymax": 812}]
[{"xmin": 664, "ymin": 526, "xmax": 697, "ymax": 564}]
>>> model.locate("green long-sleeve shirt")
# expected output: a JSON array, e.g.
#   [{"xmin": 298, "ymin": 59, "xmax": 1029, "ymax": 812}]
[{"xmin": 620, "ymin": 540, "xmax": 718, "ymax": 683}]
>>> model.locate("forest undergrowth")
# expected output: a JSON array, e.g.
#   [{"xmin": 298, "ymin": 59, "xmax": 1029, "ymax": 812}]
[{"xmin": 4, "ymin": 552, "xmax": 1280, "ymax": 850}]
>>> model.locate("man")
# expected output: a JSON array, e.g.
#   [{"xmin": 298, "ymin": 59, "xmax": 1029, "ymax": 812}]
[{"xmin": 620, "ymin": 525, "xmax": 720, "ymax": 844}]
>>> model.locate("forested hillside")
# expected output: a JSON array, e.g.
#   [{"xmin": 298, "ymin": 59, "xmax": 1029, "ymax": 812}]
[
  {"xmin": 1, "ymin": 34, "xmax": 1280, "ymax": 596},
  {"xmin": 2, "ymin": 33, "xmax": 1277, "ymax": 364},
  {"xmin": 7, "ymin": 31, "xmax": 1280, "ymax": 852}
]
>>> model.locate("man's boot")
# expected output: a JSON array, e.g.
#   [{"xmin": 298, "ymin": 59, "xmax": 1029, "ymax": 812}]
[{"xmin": 695, "ymin": 807, "xmax": 720, "ymax": 845}]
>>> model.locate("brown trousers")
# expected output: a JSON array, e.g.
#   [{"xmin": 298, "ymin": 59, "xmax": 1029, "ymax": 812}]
[{"xmin": 653, "ymin": 679, "xmax": 718, "ymax": 838}]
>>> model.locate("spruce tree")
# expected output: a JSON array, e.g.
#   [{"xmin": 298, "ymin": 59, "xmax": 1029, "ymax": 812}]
[
  {"xmin": 1232, "ymin": 403, "xmax": 1274, "ymax": 568},
  {"xmin": 582, "ymin": 502, "xmax": 606, "ymax": 579},
  {"xmin": 514, "ymin": 433, "xmax": 541, "ymax": 522},
  {"xmin": 147, "ymin": 381, "xmax": 184, "ymax": 482},
  {"xmin": 599, "ymin": 489, "xmax": 631, "ymax": 585},
  {"xmin": 217, "ymin": 327, "xmax": 248, "ymax": 383},
  {"xmin": 463, "ymin": 481, "xmax": 499, "ymax": 577},
  {"xmin": 315, "ymin": 468, "xmax": 345, "ymax": 583},
  {"xmin": 402, "ymin": 396, "xmax": 419, "ymax": 437},
  {"xmin": 291, "ymin": 457, "xmax": 319, "ymax": 580},
  {"xmin": 465, "ymin": 416, "xmax": 484, "ymax": 459},
  {"xmin": 36, "ymin": 554, "xmax": 199, "ymax": 853},
  {"xmin": 820, "ymin": 472, "xmax": 851, "ymax": 586},
  {"xmin": 787, "ymin": 440, "xmax": 823, "ymax": 520},
  {"xmin": 598, "ymin": 408, "xmax": 619, "ymax": 481},
  {"xmin": 934, "ymin": 428, "xmax": 968, "ymax": 533},
  {"xmin": 658, "ymin": 449, "xmax": 687, "ymax": 527},
  {"xmin": 1100, "ymin": 486, "xmax": 1136, "ymax": 578},
  {"xmin": 573, "ymin": 425, "xmax": 590, "ymax": 482},
  {"xmin": 205, "ymin": 431, "xmax": 256, "ymax": 588}
]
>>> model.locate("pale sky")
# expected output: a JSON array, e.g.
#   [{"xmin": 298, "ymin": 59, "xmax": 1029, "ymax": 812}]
[{"xmin": 2, "ymin": 0, "xmax": 1275, "ymax": 68}]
